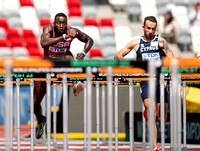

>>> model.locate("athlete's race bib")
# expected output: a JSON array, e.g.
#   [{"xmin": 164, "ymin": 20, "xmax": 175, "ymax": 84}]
[
  {"xmin": 49, "ymin": 46, "xmax": 68, "ymax": 53},
  {"xmin": 142, "ymin": 52, "xmax": 160, "ymax": 61}
]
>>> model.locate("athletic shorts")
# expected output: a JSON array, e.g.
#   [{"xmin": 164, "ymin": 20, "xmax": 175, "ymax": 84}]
[{"xmin": 140, "ymin": 81, "xmax": 169, "ymax": 103}]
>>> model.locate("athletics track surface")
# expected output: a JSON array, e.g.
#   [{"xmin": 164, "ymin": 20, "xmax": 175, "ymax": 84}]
[{"xmin": 0, "ymin": 124, "xmax": 199, "ymax": 151}]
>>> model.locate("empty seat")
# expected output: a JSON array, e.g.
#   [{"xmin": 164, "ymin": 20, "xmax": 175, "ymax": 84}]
[
  {"xmin": 6, "ymin": 9, "xmax": 20, "ymax": 18},
  {"xmin": 100, "ymin": 27, "xmax": 114, "ymax": 37},
  {"xmin": 12, "ymin": 47, "xmax": 29, "ymax": 56},
  {"xmin": 9, "ymin": 37, "xmax": 24, "ymax": 48},
  {"xmin": 108, "ymin": 0, "xmax": 127, "ymax": 12},
  {"xmin": 172, "ymin": 6, "xmax": 189, "ymax": 28},
  {"xmin": 20, "ymin": 0, "xmax": 34, "ymax": 7},
  {"xmin": 49, "ymin": 8, "xmax": 68, "ymax": 21},
  {"xmin": 102, "ymin": 37, "xmax": 116, "ymax": 48},
  {"xmin": 82, "ymin": 6, "xmax": 97, "ymax": 17},
  {"xmin": 37, "ymin": 9, "xmax": 51, "ymax": 18},
  {"xmin": 0, "ymin": 18, "xmax": 9, "ymax": 29},
  {"xmin": 114, "ymin": 26, "xmax": 132, "ymax": 37},
  {"xmin": 102, "ymin": 46, "xmax": 116, "ymax": 59},
  {"xmin": 49, "ymin": 0, "xmax": 68, "ymax": 19},
  {"xmin": 8, "ymin": 16, "xmax": 23, "ymax": 29},
  {"xmin": 0, "ymin": 38, "xmax": 9, "ymax": 47},
  {"xmin": 68, "ymin": 7, "xmax": 82, "ymax": 17},
  {"xmin": 69, "ymin": 17, "xmax": 83, "ymax": 27},
  {"xmin": 22, "ymin": 29, "xmax": 36, "ymax": 39},
  {"xmin": 0, "ymin": 47, "xmax": 12, "ymax": 57},
  {"xmin": 67, "ymin": 0, "xmax": 81, "ymax": 8},
  {"xmin": 39, "ymin": 17, "xmax": 51, "ymax": 27},
  {"xmin": 176, "ymin": 28, "xmax": 192, "ymax": 52},
  {"xmin": 88, "ymin": 47, "xmax": 103, "ymax": 58},
  {"xmin": 0, "ymin": 27, "xmax": 6, "ymax": 38},
  {"xmin": 83, "ymin": 26, "xmax": 100, "ymax": 41},
  {"xmin": 0, "ymin": 11, "xmax": 5, "ymax": 18},
  {"xmin": 33, "ymin": 0, "xmax": 50, "ymax": 11},
  {"xmin": 6, "ymin": 28, "xmax": 21, "ymax": 40},
  {"xmin": 24, "ymin": 37, "xmax": 39, "ymax": 49},
  {"xmin": 3, "ymin": 0, "xmax": 20, "ymax": 13},
  {"xmin": 81, "ymin": 0, "xmax": 96, "ymax": 5},
  {"xmin": 99, "ymin": 18, "xmax": 113, "ymax": 27},
  {"xmin": 84, "ymin": 17, "xmax": 98, "ymax": 26},
  {"xmin": 27, "ymin": 47, "xmax": 43, "ymax": 57},
  {"xmin": 126, "ymin": 0, "xmax": 141, "ymax": 22}
]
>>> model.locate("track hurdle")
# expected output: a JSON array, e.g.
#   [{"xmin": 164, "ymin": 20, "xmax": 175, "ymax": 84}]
[{"xmin": 1, "ymin": 58, "xmax": 200, "ymax": 151}]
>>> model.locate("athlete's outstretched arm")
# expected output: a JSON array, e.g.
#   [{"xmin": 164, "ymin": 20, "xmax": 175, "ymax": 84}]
[
  {"xmin": 114, "ymin": 40, "xmax": 135, "ymax": 60},
  {"xmin": 159, "ymin": 37, "xmax": 174, "ymax": 58},
  {"xmin": 75, "ymin": 28, "xmax": 94, "ymax": 59}
]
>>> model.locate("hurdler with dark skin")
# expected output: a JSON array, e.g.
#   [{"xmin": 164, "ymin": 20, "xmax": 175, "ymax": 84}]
[{"xmin": 34, "ymin": 13, "xmax": 93, "ymax": 139}]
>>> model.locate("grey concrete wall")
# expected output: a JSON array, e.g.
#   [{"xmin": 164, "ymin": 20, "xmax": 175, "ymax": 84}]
[{"xmin": 68, "ymin": 85, "xmax": 143, "ymax": 133}]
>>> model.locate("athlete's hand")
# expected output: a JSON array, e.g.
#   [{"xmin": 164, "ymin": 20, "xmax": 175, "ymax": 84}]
[
  {"xmin": 76, "ymin": 53, "xmax": 85, "ymax": 59},
  {"xmin": 68, "ymin": 29, "xmax": 78, "ymax": 38}
]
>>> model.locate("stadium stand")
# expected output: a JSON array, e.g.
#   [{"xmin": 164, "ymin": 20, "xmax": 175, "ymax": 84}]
[
  {"xmin": 12, "ymin": 47, "xmax": 29, "ymax": 56},
  {"xmin": 0, "ymin": 0, "xmax": 196, "ymax": 58},
  {"xmin": 82, "ymin": 6, "xmax": 97, "ymax": 18},
  {"xmin": 126, "ymin": 0, "xmax": 141, "ymax": 22},
  {"xmin": 0, "ymin": 47, "xmax": 12, "ymax": 57},
  {"xmin": 0, "ymin": 38, "xmax": 9, "ymax": 47}
]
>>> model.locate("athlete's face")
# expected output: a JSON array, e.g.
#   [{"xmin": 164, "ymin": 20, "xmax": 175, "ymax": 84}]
[
  {"xmin": 54, "ymin": 16, "xmax": 68, "ymax": 34},
  {"xmin": 143, "ymin": 20, "xmax": 157, "ymax": 40}
]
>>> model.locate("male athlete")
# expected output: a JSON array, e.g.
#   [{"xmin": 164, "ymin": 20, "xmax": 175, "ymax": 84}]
[
  {"xmin": 34, "ymin": 13, "xmax": 94, "ymax": 139},
  {"xmin": 114, "ymin": 16, "xmax": 174, "ymax": 151}
]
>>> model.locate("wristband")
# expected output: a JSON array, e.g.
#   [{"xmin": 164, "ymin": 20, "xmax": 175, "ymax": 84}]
[
  {"xmin": 81, "ymin": 51, "xmax": 86, "ymax": 57},
  {"xmin": 62, "ymin": 34, "xmax": 66, "ymax": 40}
]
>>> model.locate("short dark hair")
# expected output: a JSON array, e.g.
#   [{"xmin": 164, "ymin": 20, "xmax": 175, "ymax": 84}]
[
  {"xmin": 143, "ymin": 16, "xmax": 157, "ymax": 26},
  {"xmin": 54, "ymin": 13, "xmax": 67, "ymax": 21}
]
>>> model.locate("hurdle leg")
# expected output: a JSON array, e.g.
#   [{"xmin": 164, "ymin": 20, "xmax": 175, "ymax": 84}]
[
  {"xmin": 170, "ymin": 80, "xmax": 173, "ymax": 151},
  {"xmin": 10, "ymin": 80, "xmax": 13, "ymax": 150},
  {"xmin": 114, "ymin": 78, "xmax": 118, "ymax": 151},
  {"xmin": 171, "ymin": 59, "xmax": 179, "ymax": 151},
  {"xmin": 101, "ymin": 85, "xmax": 106, "ymax": 144},
  {"xmin": 148, "ymin": 60, "xmax": 156, "ymax": 151},
  {"xmin": 46, "ymin": 73, "xmax": 51, "ymax": 151},
  {"xmin": 107, "ymin": 67, "xmax": 113, "ymax": 151},
  {"xmin": 177, "ymin": 74, "xmax": 182, "ymax": 151},
  {"xmin": 30, "ymin": 78, "xmax": 34, "ymax": 151},
  {"xmin": 96, "ymin": 81, "xmax": 100, "ymax": 151},
  {"xmin": 53, "ymin": 83, "xmax": 57, "ymax": 149},
  {"xmin": 62, "ymin": 73, "xmax": 68, "ymax": 151},
  {"xmin": 86, "ymin": 67, "xmax": 92, "ymax": 151},
  {"xmin": 5, "ymin": 60, "xmax": 12, "ymax": 151},
  {"xmin": 142, "ymin": 105, "xmax": 146, "ymax": 149},
  {"xmin": 16, "ymin": 78, "xmax": 21, "ymax": 151},
  {"xmin": 129, "ymin": 78, "xmax": 134, "ymax": 151},
  {"xmin": 182, "ymin": 81, "xmax": 187, "ymax": 151},
  {"xmin": 160, "ymin": 73, "xmax": 165, "ymax": 151},
  {"xmin": 83, "ymin": 81, "xmax": 87, "ymax": 151}
]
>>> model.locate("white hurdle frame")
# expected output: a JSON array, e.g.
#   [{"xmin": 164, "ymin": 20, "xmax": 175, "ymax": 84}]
[{"xmin": 2, "ymin": 59, "xmax": 200, "ymax": 150}]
